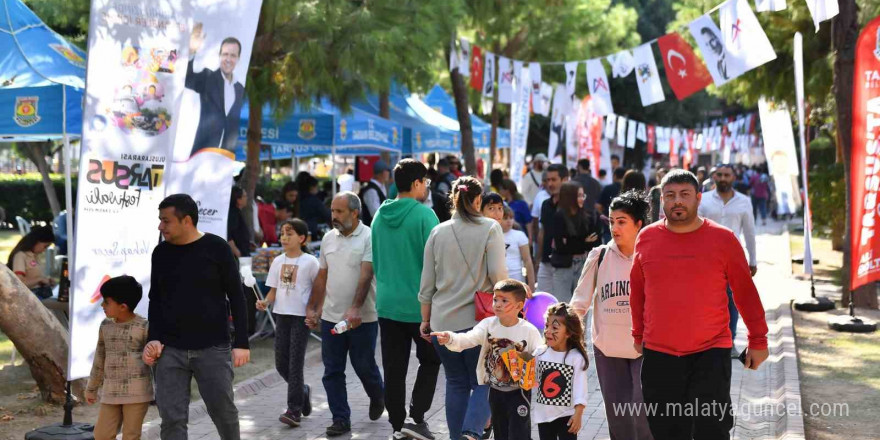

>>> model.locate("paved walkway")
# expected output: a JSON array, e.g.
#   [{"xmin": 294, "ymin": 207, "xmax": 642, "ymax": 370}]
[{"xmin": 143, "ymin": 220, "xmax": 806, "ymax": 440}]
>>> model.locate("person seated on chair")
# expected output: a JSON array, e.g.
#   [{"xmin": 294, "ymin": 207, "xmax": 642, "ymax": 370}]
[{"xmin": 7, "ymin": 226, "xmax": 56, "ymax": 299}]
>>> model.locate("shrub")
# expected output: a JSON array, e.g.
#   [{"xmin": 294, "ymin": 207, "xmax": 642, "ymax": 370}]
[{"xmin": 0, "ymin": 174, "xmax": 75, "ymax": 225}]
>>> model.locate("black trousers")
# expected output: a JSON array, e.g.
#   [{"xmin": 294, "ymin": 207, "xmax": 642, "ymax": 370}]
[
  {"xmin": 274, "ymin": 314, "xmax": 310, "ymax": 415},
  {"xmin": 379, "ymin": 318, "xmax": 441, "ymax": 431},
  {"xmin": 640, "ymin": 347, "xmax": 734, "ymax": 440},
  {"xmin": 537, "ymin": 416, "xmax": 577, "ymax": 440},
  {"xmin": 488, "ymin": 388, "xmax": 532, "ymax": 440}
]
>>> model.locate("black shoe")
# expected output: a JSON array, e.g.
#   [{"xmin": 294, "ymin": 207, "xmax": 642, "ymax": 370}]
[
  {"xmin": 279, "ymin": 411, "xmax": 301, "ymax": 427},
  {"xmin": 302, "ymin": 384, "xmax": 312, "ymax": 417},
  {"xmin": 482, "ymin": 425, "xmax": 492, "ymax": 439},
  {"xmin": 326, "ymin": 420, "xmax": 351, "ymax": 437},
  {"xmin": 369, "ymin": 397, "xmax": 385, "ymax": 421},
  {"xmin": 401, "ymin": 421, "xmax": 434, "ymax": 440}
]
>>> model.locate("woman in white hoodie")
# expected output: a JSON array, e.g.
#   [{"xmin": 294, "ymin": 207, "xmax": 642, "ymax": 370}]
[{"xmin": 571, "ymin": 190, "xmax": 653, "ymax": 440}]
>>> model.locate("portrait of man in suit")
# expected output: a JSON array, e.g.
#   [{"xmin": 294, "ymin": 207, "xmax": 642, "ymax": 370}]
[{"xmin": 186, "ymin": 22, "xmax": 245, "ymax": 156}]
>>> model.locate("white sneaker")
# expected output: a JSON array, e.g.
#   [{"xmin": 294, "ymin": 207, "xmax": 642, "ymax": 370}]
[{"xmin": 392, "ymin": 431, "xmax": 410, "ymax": 439}]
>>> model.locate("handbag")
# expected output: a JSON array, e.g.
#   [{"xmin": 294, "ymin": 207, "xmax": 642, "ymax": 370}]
[
  {"xmin": 451, "ymin": 225, "xmax": 494, "ymax": 321},
  {"xmin": 550, "ymin": 252, "xmax": 573, "ymax": 268}
]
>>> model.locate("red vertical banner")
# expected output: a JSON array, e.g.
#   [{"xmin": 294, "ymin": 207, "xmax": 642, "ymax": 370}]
[
  {"xmin": 683, "ymin": 129, "xmax": 695, "ymax": 170},
  {"xmin": 647, "ymin": 125, "xmax": 656, "ymax": 154},
  {"xmin": 851, "ymin": 16, "xmax": 880, "ymax": 289},
  {"xmin": 470, "ymin": 46, "xmax": 484, "ymax": 91}
]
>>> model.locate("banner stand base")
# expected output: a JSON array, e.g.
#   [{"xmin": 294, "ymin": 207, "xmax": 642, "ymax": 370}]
[
  {"xmin": 25, "ymin": 383, "xmax": 94, "ymax": 440},
  {"xmin": 794, "ymin": 296, "xmax": 835, "ymax": 312},
  {"xmin": 827, "ymin": 315, "xmax": 877, "ymax": 333}
]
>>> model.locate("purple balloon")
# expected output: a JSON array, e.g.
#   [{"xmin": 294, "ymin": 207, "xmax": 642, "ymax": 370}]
[{"xmin": 523, "ymin": 292, "xmax": 559, "ymax": 332}]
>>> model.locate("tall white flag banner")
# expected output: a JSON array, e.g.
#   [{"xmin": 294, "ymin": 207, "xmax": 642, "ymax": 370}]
[
  {"xmin": 794, "ymin": 32, "xmax": 814, "ymax": 274},
  {"xmin": 616, "ymin": 115, "xmax": 628, "ymax": 147},
  {"xmin": 71, "ymin": 0, "xmax": 263, "ymax": 381},
  {"xmin": 565, "ymin": 101, "xmax": 579, "ymax": 167},
  {"xmin": 689, "ymin": 14, "xmax": 732, "ymax": 86},
  {"xmin": 482, "ymin": 52, "xmax": 496, "ymax": 98},
  {"xmin": 626, "ymin": 119, "xmax": 637, "ymax": 149},
  {"xmin": 636, "ymin": 122, "xmax": 647, "ymax": 142},
  {"xmin": 498, "ymin": 56, "xmax": 514, "ymax": 104},
  {"xmin": 755, "ymin": 0, "xmax": 787, "ymax": 12},
  {"xmin": 530, "ymin": 63, "xmax": 543, "ymax": 114},
  {"xmin": 510, "ymin": 67, "xmax": 531, "ymax": 184},
  {"xmin": 605, "ymin": 112, "xmax": 617, "ymax": 140},
  {"xmin": 449, "ymin": 37, "xmax": 459, "ymax": 72},
  {"xmin": 804, "ymin": 0, "xmax": 839, "ymax": 31},
  {"xmin": 539, "ymin": 82, "xmax": 553, "ymax": 117},
  {"xmin": 167, "ymin": 0, "xmax": 263, "ymax": 240},
  {"xmin": 758, "ymin": 98, "xmax": 799, "ymax": 177},
  {"xmin": 632, "ymin": 43, "xmax": 665, "ymax": 106},
  {"xmin": 459, "ymin": 38, "xmax": 471, "ymax": 77},
  {"xmin": 719, "ymin": 0, "xmax": 777, "ymax": 79},
  {"xmin": 564, "ymin": 61, "xmax": 578, "ymax": 101},
  {"xmin": 607, "ymin": 50, "xmax": 635, "ymax": 78},
  {"xmin": 586, "ymin": 58, "xmax": 613, "ymax": 116},
  {"xmin": 548, "ymin": 85, "xmax": 568, "ymax": 161}
]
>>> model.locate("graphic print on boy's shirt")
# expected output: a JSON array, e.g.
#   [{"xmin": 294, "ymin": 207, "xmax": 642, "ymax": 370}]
[
  {"xmin": 484, "ymin": 333, "xmax": 533, "ymax": 388},
  {"xmin": 536, "ymin": 360, "xmax": 574, "ymax": 407}
]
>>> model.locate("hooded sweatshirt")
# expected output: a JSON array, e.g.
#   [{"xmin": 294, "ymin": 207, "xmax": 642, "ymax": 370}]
[
  {"xmin": 371, "ymin": 197, "xmax": 440, "ymax": 323},
  {"xmin": 571, "ymin": 240, "xmax": 641, "ymax": 359}
]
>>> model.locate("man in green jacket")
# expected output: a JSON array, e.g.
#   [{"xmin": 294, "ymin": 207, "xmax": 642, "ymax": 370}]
[{"xmin": 371, "ymin": 159, "xmax": 441, "ymax": 440}]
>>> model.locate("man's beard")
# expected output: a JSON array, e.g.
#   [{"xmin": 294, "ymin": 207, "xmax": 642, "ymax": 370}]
[
  {"xmin": 664, "ymin": 205, "xmax": 693, "ymax": 223},
  {"xmin": 333, "ymin": 219, "xmax": 352, "ymax": 232},
  {"xmin": 715, "ymin": 181, "xmax": 731, "ymax": 192}
]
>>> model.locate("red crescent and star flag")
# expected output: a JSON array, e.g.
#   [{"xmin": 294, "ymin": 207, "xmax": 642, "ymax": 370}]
[
  {"xmin": 657, "ymin": 33, "xmax": 713, "ymax": 100},
  {"xmin": 470, "ymin": 45, "xmax": 484, "ymax": 91}
]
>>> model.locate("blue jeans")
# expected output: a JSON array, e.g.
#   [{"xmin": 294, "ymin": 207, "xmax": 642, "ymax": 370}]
[
  {"xmin": 155, "ymin": 345, "xmax": 239, "ymax": 440},
  {"xmin": 727, "ymin": 287, "xmax": 739, "ymax": 342},
  {"xmin": 321, "ymin": 320, "xmax": 384, "ymax": 424},
  {"xmin": 433, "ymin": 333, "xmax": 490, "ymax": 439}
]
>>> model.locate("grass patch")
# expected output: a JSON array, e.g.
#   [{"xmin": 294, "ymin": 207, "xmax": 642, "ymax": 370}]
[{"xmin": 788, "ymin": 224, "xmax": 844, "ymax": 286}]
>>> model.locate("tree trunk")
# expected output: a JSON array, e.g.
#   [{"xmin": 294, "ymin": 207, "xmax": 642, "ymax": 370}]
[
  {"xmin": 27, "ymin": 142, "xmax": 62, "ymax": 218},
  {"xmin": 0, "ymin": 266, "xmax": 82, "ymax": 403},
  {"xmin": 450, "ymin": 70, "xmax": 476, "ymax": 176},
  {"xmin": 242, "ymin": 95, "xmax": 263, "ymax": 236},
  {"xmin": 833, "ymin": 0, "xmax": 876, "ymax": 308},
  {"xmin": 378, "ymin": 90, "xmax": 392, "ymax": 164}
]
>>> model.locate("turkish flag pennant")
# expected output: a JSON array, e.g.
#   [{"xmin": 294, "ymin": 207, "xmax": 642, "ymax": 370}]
[
  {"xmin": 470, "ymin": 46, "xmax": 484, "ymax": 91},
  {"xmin": 657, "ymin": 33, "xmax": 713, "ymax": 100},
  {"xmin": 647, "ymin": 125, "xmax": 656, "ymax": 154}
]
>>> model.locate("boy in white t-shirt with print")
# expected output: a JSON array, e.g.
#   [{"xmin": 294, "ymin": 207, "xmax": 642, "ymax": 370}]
[
  {"xmin": 501, "ymin": 206, "xmax": 536, "ymax": 292},
  {"xmin": 257, "ymin": 218, "xmax": 320, "ymax": 428}
]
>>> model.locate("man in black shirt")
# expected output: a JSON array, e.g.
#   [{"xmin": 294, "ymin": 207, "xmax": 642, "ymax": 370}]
[
  {"xmin": 143, "ymin": 194, "xmax": 249, "ymax": 440},
  {"xmin": 598, "ymin": 167, "xmax": 626, "ymax": 243},
  {"xmin": 536, "ymin": 164, "xmax": 569, "ymax": 293}
]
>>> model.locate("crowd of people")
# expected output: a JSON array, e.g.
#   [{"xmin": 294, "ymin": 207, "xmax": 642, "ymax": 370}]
[{"xmin": 70, "ymin": 152, "xmax": 779, "ymax": 440}]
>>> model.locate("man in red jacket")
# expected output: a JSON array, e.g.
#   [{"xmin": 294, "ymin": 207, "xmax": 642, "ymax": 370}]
[{"xmin": 630, "ymin": 169, "xmax": 769, "ymax": 440}]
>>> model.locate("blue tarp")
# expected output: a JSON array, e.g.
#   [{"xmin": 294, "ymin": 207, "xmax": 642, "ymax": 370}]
[
  {"xmin": 235, "ymin": 99, "xmax": 403, "ymax": 161},
  {"xmin": 0, "ymin": 0, "xmax": 85, "ymax": 139},
  {"xmin": 353, "ymin": 88, "xmax": 458, "ymax": 155},
  {"xmin": 423, "ymin": 84, "xmax": 510, "ymax": 149}
]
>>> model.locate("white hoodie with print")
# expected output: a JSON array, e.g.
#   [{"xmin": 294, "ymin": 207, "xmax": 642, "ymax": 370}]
[{"xmin": 571, "ymin": 240, "xmax": 641, "ymax": 359}]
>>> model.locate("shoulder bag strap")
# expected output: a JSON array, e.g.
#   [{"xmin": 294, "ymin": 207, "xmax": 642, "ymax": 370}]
[
  {"xmin": 451, "ymin": 223, "xmax": 492, "ymax": 291},
  {"xmin": 591, "ymin": 247, "xmax": 607, "ymax": 304}
]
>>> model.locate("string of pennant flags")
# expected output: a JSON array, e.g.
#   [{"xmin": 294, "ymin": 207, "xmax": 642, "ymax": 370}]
[{"xmin": 450, "ymin": 0, "xmax": 839, "ymax": 113}]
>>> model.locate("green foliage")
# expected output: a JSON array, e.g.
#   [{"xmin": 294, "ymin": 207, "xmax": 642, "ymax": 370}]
[
  {"xmin": 23, "ymin": 0, "xmax": 89, "ymax": 47},
  {"xmin": 808, "ymin": 162, "xmax": 844, "ymax": 242},
  {"xmin": 0, "ymin": 174, "xmax": 75, "ymax": 222}
]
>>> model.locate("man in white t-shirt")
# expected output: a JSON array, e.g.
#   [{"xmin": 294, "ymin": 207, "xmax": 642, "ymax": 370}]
[
  {"xmin": 305, "ymin": 192, "xmax": 384, "ymax": 436},
  {"xmin": 521, "ymin": 153, "xmax": 548, "ymax": 206}
]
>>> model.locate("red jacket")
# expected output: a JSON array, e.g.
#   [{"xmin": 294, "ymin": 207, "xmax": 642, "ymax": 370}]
[{"xmin": 630, "ymin": 219, "xmax": 768, "ymax": 356}]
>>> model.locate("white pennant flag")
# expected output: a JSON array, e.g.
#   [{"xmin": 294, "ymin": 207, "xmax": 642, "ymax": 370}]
[
  {"xmin": 616, "ymin": 115, "xmax": 627, "ymax": 147},
  {"xmin": 548, "ymin": 85, "xmax": 569, "ymax": 161},
  {"xmin": 689, "ymin": 14, "xmax": 731, "ymax": 86},
  {"xmin": 513, "ymin": 60, "xmax": 524, "ymax": 84},
  {"xmin": 498, "ymin": 56, "xmax": 514, "ymax": 103},
  {"xmin": 632, "ymin": 43, "xmax": 665, "ymax": 106},
  {"xmin": 607, "ymin": 49, "xmax": 635, "ymax": 78},
  {"xmin": 539, "ymin": 82, "xmax": 553, "ymax": 117},
  {"xmin": 657, "ymin": 127, "xmax": 670, "ymax": 154},
  {"xmin": 530, "ymin": 63, "xmax": 543, "ymax": 114},
  {"xmin": 755, "ymin": 0, "xmax": 787, "ymax": 12},
  {"xmin": 482, "ymin": 52, "xmax": 496, "ymax": 99},
  {"xmin": 449, "ymin": 38, "xmax": 459, "ymax": 72},
  {"xmin": 605, "ymin": 112, "xmax": 617, "ymax": 139},
  {"xmin": 626, "ymin": 119, "xmax": 637, "ymax": 149},
  {"xmin": 564, "ymin": 61, "xmax": 578, "ymax": 101},
  {"xmin": 459, "ymin": 38, "xmax": 471, "ymax": 77},
  {"xmin": 804, "ymin": 0, "xmax": 839, "ymax": 31},
  {"xmin": 586, "ymin": 58, "xmax": 613, "ymax": 115},
  {"xmin": 511, "ymin": 66, "xmax": 531, "ymax": 184},
  {"xmin": 636, "ymin": 122, "xmax": 647, "ymax": 142},
  {"xmin": 719, "ymin": 0, "xmax": 777, "ymax": 79}
]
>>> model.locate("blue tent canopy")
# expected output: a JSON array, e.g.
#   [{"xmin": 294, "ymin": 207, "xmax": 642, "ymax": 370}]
[
  {"xmin": 354, "ymin": 91, "xmax": 458, "ymax": 156},
  {"xmin": 423, "ymin": 84, "xmax": 510, "ymax": 149},
  {"xmin": 235, "ymin": 99, "xmax": 403, "ymax": 162},
  {"xmin": 0, "ymin": 0, "xmax": 85, "ymax": 139}
]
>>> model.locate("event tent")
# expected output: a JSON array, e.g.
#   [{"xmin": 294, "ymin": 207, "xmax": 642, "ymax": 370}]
[
  {"xmin": 423, "ymin": 84, "xmax": 510, "ymax": 149},
  {"xmin": 355, "ymin": 90, "xmax": 458, "ymax": 155}
]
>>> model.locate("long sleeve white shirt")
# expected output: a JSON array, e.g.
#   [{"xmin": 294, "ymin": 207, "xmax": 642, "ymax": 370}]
[
  {"xmin": 698, "ymin": 189, "xmax": 757, "ymax": 267},
  {"xmin": 445, "ymin": 317, "xmax": 543, "ymax": 389}
]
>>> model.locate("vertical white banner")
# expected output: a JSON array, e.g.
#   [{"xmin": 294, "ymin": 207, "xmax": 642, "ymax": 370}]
[
  {"xmin": 586, "ymin": 58, "xmax": 613, "ymax": 115},
  {"xmin": 632, "ymin": 43, "xmax": 665, "ymax": 106},
  {"xmin": 794, "ymin": 32, "xmax": 813, "ymax": 274},
  {"xmin": 71, "ymin": 0, "xmax": 193, "ymax": 380},
  {"xmin": 605, "ymin": 112, "xmax": 617, "ymax": 139},
  {"xmin": 616, "ymin": 115, "xmax": 627, "ymax": 147},
  {"xmin": 510, "ymin": 67, "xmax": 531, "ymax": 184},
  {"xmin": 539, "ymin": 82, "xmax": 553, "ymax": 117},
  {"xmin": 498, "ymin": 56, "xmax": 514, "ymax": 104},
  {"xmin": 166, "ymin": 0, "xmax": 263, "ymax": 239},
  {"xmin": 482, "ymin": 52, "xmax": 495, "ymax": 99},
  {"xmin": 626, "ymin": 119, "xmax": 637, "ymax": 149},
  {"xmin": 548, "ymin": 84, "xmax": 568, "ymax": 162},
  {"xmin": 564, "ymin": 61, "xmax": 578, "ymax": 101},
  {"xmin": 529, "ymin": 63, "xmax": 543, "ymax": 115},
  {"xmin": 459, "ymin": 38, "xmax": 471, "ymax": 77}
]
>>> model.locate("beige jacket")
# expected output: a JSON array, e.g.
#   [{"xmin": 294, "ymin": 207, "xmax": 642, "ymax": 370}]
[{"xmin": 419, "ymin": 214, "xmax": 508, "ymax": 332}]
